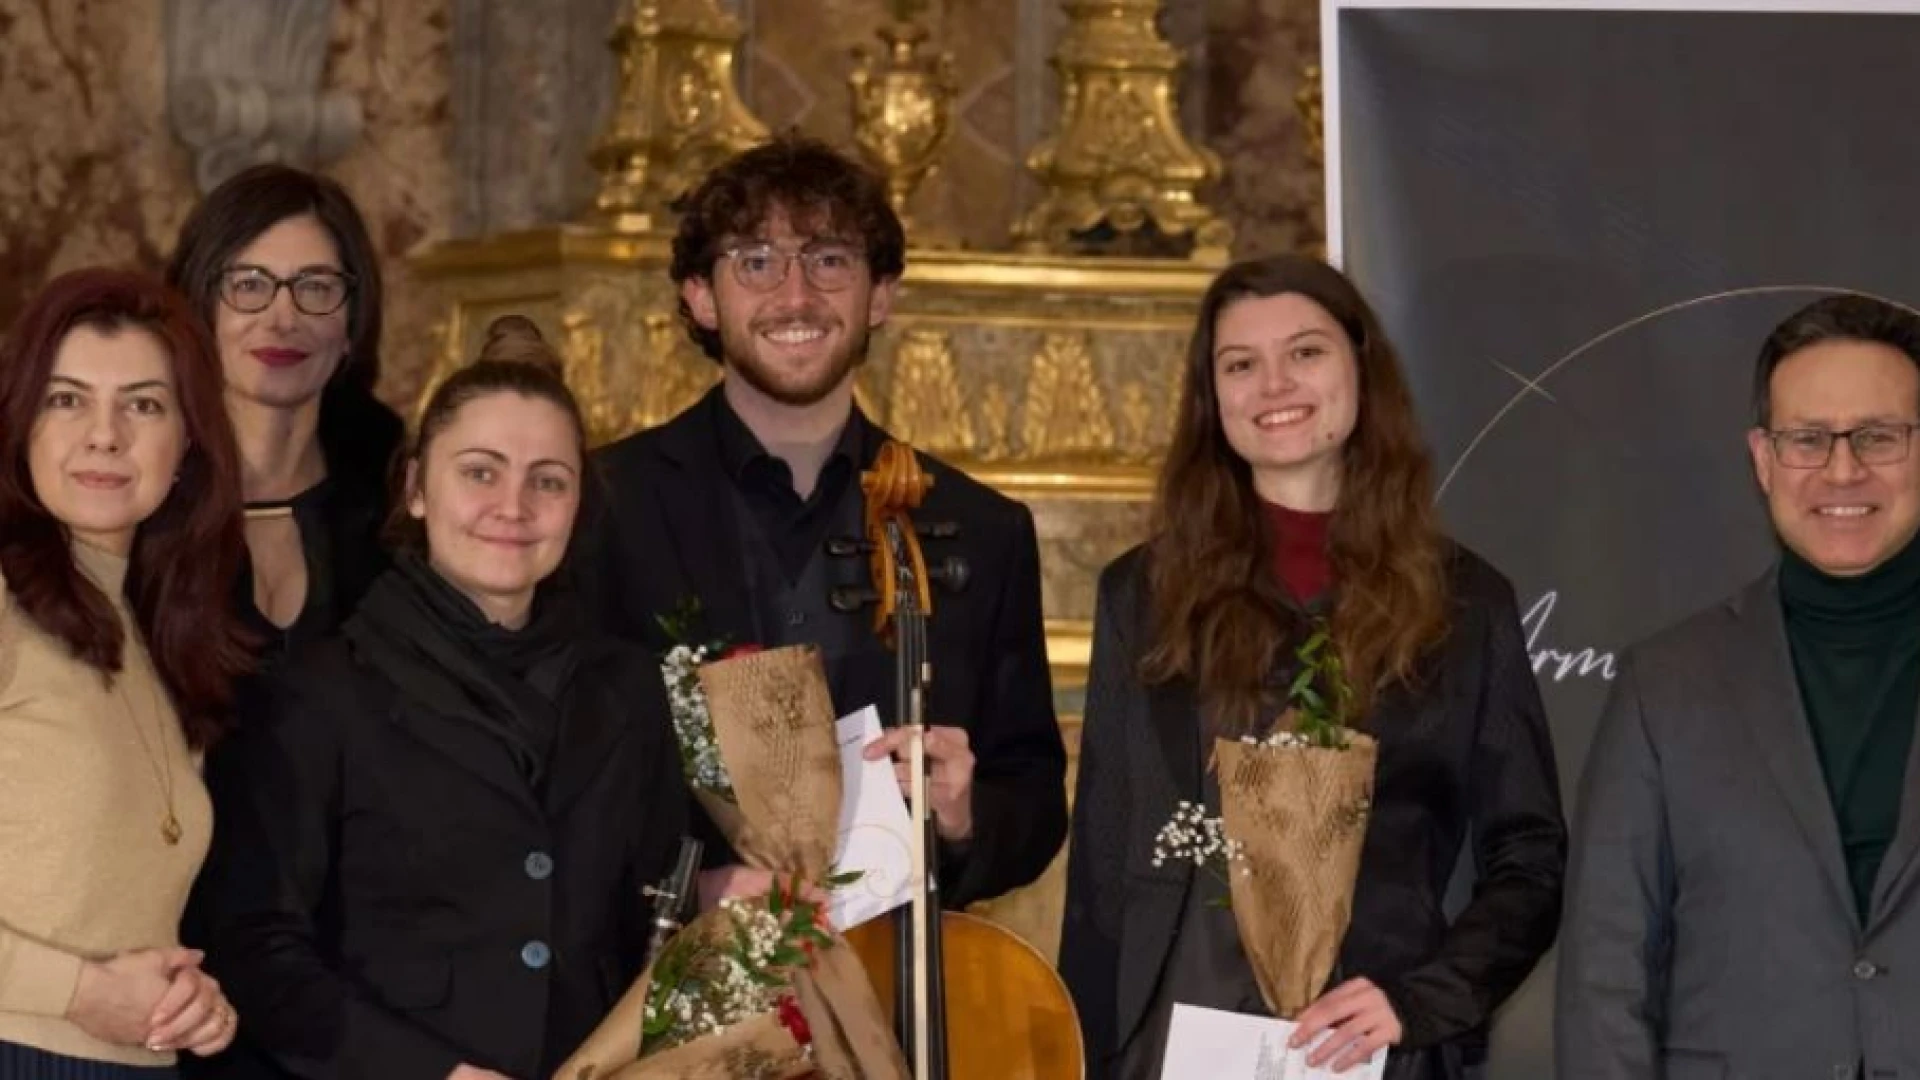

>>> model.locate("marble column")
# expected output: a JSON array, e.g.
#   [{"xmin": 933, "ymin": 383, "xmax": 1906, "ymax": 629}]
[{"xmin": 449, "ymin": 0, "xmax": 627, "ymax": 237}]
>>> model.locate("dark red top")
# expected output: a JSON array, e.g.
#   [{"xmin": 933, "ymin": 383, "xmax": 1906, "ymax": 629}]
[{"xmin": 1263, "ymin": 500, "xmax": 1333, "ymax": 603}]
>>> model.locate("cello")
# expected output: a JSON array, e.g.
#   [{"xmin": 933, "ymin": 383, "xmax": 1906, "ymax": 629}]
[{"xmin": 832, "ymin": 440, "xmax": 1084, "ymax": 1080}]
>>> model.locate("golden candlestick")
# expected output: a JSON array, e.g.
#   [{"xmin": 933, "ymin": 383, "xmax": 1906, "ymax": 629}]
[
  {"xmin": 1013, "ymin": 0, "xmax": 1232, "ymax": 263},
  {"xmin": 589, "ymin": 0, "xmax": 769, "ymax": 234},
  {"xmin": 850, "ymin": 21, "xmax": 957, "ymax": 244}
]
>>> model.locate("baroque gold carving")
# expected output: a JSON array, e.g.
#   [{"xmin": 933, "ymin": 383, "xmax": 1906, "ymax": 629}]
[
  {"xmin": 1297, "ymin": 62, "xmax": 1327, "ymax": 259},
  {"xmin": 641, "ymin": 312, "xmax": 720, "ymax": 431},
  {"xmin": 1116, "ymin": 381, "xmax": 1156, "ymax": 463},
  {"xmin": 884, "ymin": 327, "xmax": 976, "ymax": 456},
  {"xmin": 1298, "ymin": 63, "xmax": 1326, "ymax": 170},
  {"xmin": 978, "ymin": 382, "xmax": 1015, "ymax": 463},
  {"xmin": 1020, "ymin": 332, "xmax": 1114, "ymax": 458},
  {"xmin": 849, "ymin": 23, "xmax": 956, "ymax": 241},
  {"xmin": 559, "ymin": 308, "xmax": 615, "ymax": 443},
  {"xmin": 590, "ymin": 0, "xmax": 769, "ymax": 234},
  {"xmin": 1013, "ymin": 0, "xmax": 1232, "ymax": 264}
]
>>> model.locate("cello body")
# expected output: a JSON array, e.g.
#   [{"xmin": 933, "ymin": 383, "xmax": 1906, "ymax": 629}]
[{"xmin": 846, "ymin": 912, "xmax": 1085, "ymax": 1080}]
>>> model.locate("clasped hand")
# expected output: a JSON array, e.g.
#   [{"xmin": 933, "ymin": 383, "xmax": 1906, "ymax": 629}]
[{"xmin": 66, "ymin": 946, "xmax": 237, "ymax": 1057}]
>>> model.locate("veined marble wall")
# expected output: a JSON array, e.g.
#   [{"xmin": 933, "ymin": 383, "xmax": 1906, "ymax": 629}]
[
  {"xmin": 0, "ymin": 0, "xmax": 1320, "ymax": 411},
  {"xmin": 0, "ymin": 0, "xmax": 452, "ymax": 407}
]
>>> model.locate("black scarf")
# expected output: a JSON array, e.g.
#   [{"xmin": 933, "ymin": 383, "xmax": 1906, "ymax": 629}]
[{"xmin": 346, "ymin": 551, "xmax": 581, "ymax": 790}]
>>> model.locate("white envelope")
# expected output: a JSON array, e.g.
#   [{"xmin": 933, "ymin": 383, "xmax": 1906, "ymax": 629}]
[
  {"xmin": 828, "ymin": 705, "xmax": 916, "ymax": 931},
  {"xmin": 1161, "ymin": 1003, "xmax": 1387, "ymax": 1080}
]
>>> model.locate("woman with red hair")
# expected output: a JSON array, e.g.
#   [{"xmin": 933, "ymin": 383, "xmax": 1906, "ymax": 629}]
[{"xmin": 0, "ymin": 269, "xmax": 253, "ymax": 1077}]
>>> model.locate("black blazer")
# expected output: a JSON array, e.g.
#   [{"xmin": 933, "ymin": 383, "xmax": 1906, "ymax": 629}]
[
  {"xmin": 197, "ymin": 631, "xmax": 688, "ymax": 1079},
  {"xmin": 185, "ymin": 389, "xmax": 405, "ymax": 1080},
  {"xmin": 1059, "ymin": 544, "xmax": 1566, "ymax": 1080},
  {"xmin": 575, "ymin": 389, "xmax": 1068, "ymax": 907}
]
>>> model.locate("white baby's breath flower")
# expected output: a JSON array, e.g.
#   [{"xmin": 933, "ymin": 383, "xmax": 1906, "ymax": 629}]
[
  {"xmin": 1150, "ymin": 803, "xmax": 1246, "ymax": 874},
  {"xmin": 661, "ymin": 645, "xmax": 735, "ymax": 797}
]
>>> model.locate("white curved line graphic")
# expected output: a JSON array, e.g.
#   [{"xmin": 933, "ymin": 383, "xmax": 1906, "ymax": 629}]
[{"xmin": 1435, "ymin": 284, "xmax": 1920, "ymax": 500}]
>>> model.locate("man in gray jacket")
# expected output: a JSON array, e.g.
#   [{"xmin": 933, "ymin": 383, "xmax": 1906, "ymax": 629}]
[{"xmin": 1557, "ymin": 294, "xmax": 1920, "ymax": 1080}]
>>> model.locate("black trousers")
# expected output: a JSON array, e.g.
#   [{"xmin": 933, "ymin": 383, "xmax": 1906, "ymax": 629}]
[{"xmin": 0, "ymin": 1041, "xmax": 177, "ymax": 1079}]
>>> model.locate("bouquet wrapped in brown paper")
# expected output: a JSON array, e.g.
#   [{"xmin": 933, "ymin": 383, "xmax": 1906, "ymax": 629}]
[
  {"xmin": 555, "ymin": 641, "xmax": 906, "ymax": 1080},
  {"xmin": 1216, "ymin": 725, "xmax": 1376, "ymax": 1018},
  {"xmin": 1216, "ymin": 626, "xmax": 1378, "ymax": 1019},
  {"xmin": 554, "ymin": 881, "xmax": 827, "ymax": 1080}
]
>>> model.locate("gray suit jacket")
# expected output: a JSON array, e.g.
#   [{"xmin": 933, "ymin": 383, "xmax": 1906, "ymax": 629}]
[{"xmin": 1556, "ymin": 568, "xmax": 1920, "ymax": 1080}]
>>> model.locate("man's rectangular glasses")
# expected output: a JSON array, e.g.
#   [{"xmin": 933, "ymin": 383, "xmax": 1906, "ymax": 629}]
[
  {"xmin": 1765, "ymin": 422, "xmax": 1920, "ymax": 469},
  {"xmin": 719, "ymin": 241, "xmax": 864, "ymax": 293}
]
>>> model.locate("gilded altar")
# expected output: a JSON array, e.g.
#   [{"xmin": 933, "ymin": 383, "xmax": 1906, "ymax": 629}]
[
  {"xmin": 413, "ymin": 231, "xmax": 1211, "ymax": 696},
  {"xmin": 410, "ymin": 0, "xmax": 1268, "ymax": 960},
  {"xmin": 413, "ymin": 228, "xmax": 1225, "ymax": 961}
]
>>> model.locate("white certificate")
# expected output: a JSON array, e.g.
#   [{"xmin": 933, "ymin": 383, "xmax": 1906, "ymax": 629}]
[
  {"xmin": 1161, "ymin": 1003, "xmax": 1387, "ymax": 1080},
  {"xmin": 828, "ymin": 705, "xmax": 915, "ymax": 931}
]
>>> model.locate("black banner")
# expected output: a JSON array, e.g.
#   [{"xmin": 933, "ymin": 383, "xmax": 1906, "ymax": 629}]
[{"xmin": 1332, "ymin": 6, "xmax": 1920, "ymax": 1076}]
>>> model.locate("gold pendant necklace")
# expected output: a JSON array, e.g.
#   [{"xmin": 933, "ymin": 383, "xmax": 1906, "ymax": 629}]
[{"xmin": 116, "ymin": 669, "xmax": 181, "ymax": 846}]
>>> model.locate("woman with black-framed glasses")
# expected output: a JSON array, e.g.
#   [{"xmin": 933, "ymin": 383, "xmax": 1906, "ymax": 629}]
[
  {"xmin": 164, "ymin": 164, "xmax": 401, "ymax": 666},
  {"xmin": 163, "ymin": 165, "xmax": 403, "ymax": 1080}
]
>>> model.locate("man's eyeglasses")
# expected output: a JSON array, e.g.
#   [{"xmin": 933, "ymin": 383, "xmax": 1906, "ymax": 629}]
[
  {"xmin": 218, "ymin": 266, "xmax": 354, "ymax": 316},
  {"xmin": 718, "ymin": 241, "xmax": 864, "ymax": 293},
  {"xmin": 1764, "ymin": 422, "xmax": 1920, "ymax": 469}
]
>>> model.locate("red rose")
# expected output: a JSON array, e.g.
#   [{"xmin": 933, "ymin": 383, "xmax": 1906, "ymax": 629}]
[
  {"xmin": 776, "ymin": 993, "xmax": 813, "ymax": 1047},
  {"xmin": 721, "ymin": 643, "xmax": 765, "ymax": 660}
]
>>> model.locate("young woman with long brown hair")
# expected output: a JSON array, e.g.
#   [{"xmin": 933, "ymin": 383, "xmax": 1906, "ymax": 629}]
[{"xmin": 1058, "ymin": 255, "xmax": 1566, "ymax": 1080}]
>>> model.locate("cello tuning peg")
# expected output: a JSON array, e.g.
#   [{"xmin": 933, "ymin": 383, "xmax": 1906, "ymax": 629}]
[
  {"xmin": 929, "ymin": 555, "xmax": 969, "ymax": 594},
  {"xmin": 825, "ymin": 537, "xmax": 874, "ymax": 557},
  {"xmin": 830, "ymin": 585, "xmax": 881, "ymax": 612}
]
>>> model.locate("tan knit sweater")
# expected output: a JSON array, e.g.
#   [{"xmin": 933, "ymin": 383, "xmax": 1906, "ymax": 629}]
[{"xmin": 0, "ymin": 541, "xmax": 212, "ymax": 1065}]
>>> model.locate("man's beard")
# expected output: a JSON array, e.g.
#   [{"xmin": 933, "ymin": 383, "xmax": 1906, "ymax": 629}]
[{"xmin": 720, "ymin": 318, "xmax": 871, "ymax": 407}]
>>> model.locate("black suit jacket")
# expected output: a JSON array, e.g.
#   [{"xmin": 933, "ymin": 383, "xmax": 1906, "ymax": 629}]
[
  {"xmin": 1059, "ymin": 544, "xmax": 1566, "ymax": 1080},
  {"xmin": 197, "ymin": 632, "xmax": 688, "ymax": 1080},
  {"xmin": 574, "ymin": 388, "xmax": 1068, "ymax": 907}
]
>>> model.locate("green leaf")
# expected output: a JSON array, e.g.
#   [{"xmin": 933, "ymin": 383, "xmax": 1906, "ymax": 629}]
[
  {"xmin": 1287, "ymin": 667, "xmax": 1316, "ymax": 698},
  {"xmin": 1300, "ymin": 628, "xmax": 1329, "ymax": 656},
  {"xmin": 825, "ymin": 868, "xmax": 865, "ymax": 888}
]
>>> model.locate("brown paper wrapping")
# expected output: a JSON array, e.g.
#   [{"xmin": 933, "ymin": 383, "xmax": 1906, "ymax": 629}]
[
  {"xmin": 604, "ymin": 1012, "xmax": 813, "ymax": 1080},
  {"xmin": 552, "ymin": 921, "xmax": 811, "ymax": 1080},
  {"xmin": 697, "ymin": 645, "xmax": 844, "ymax": 877},
  {"xmin": 1215, "ymin": 730, "xmax": 1378, "ymax": 1019},
  {"xmin": 556, "ymin": 644, "xmax": 906, "ymax": 1080}
]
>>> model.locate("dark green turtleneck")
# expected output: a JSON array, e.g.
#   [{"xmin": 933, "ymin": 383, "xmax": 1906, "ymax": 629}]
[{"xmin": 1779, "ymin": 531, "xmax": 1920, "ymax": 923}]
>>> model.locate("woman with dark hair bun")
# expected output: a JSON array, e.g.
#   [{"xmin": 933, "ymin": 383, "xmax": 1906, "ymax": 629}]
[
  {"xmin": 1059, "ymin": 254, "xmax": 1566, "ymax": 1080},
  {"xmin": 196, "ymin": 318, "xmax": 687, "ymax": 1080},
  {"xmin": 0, "ymin": 268, "xmax": 251, "ymax": 1076},
  {"xmin": 164, "ymin": 163, "xmax": 402, "ymax": 661}
]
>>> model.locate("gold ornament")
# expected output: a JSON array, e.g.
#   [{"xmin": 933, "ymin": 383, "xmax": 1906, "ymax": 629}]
[
  {"xmin": 850, "ymin": 22, "xmax": 957, "ymax": 243},
  {"xmin": 589, "ymin": 0, "xmax": 770, "ymax": 234},
  {"xmin": 1013, "ymin": 0, "xmax": 1232, "ymax": 263}
]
